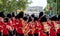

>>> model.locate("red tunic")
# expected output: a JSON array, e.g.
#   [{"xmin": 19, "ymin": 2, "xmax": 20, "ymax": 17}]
[
  {"xmin": 16, "ymin": 27, "xmax": 24, "ymax": 34},
  {"xmin": 18, "ymin": 20, "xmax": 23, "ymax": 27},
  {"xmin": 39, "ymin": 30, "xmax": 47, "ymax": 36},
  {"xmin": 37, "ymin": 20, "xmax": 41, "ymax": 25},
  {"xmin": 0, "ymin": 22, "xmax": 3, "ymax": 32},
  {"xmin": 37, "ymin": 20, "xmax": 44, "ymax": 31},
  {"xmin": 0, "ymin": 27, "xmax": 2, "ymax": 32},
  {"xmin": 3, "ymin": 24, "xmax": 8, "ymax": 35},
  {"xmin": 50, "ymin": 28, "xmax": 56, "ymax": 36},
  {"xmin": 47, "ymin": 22, "xmax": 54, "ymax": 28},
  {"xmin": 8, "ymin": 20, "xmax": 14, "ymax": 30},
  {"xmin": 16, "ymin": 20, "xmax": 24, "ymax": 34},
  {"xmin": 55, "ymin": 21, "xmax": 60, "ymax": 34},
  {"xmin": 8, "ymin": 20, "xmax": 12, "ymax": 26},
  {"xmin": 28, "ymin": 24, "xmax": 33, "ymax": 34},
  {"xmin": 48, "ymin": 22, "xmax": 56, "ymax": 36},
  {"xmin": 8, "ymin": 19, "xmax": 16, "ymax": 29},
  {"xmin": 57, "ymin": 28, "xmax": 60, "ymax": 34},
  {"xmin": 12, "ymin": 19, "xmax": 17, "ymax": 29},
  {"xmin": 0, "ymin": 22, "xmax": 5, "ymax": 32},
  {"xmin": 11, "ymin": 18, "xmax": 16, "ymax": 23},
  {"xmin": 34, "ymin": 22, "xmax": 42, "ymax": 34},
  {"xmin": 34, "ymin": 27, "xmax": 38, "ymax": 34},
  {"xmin": 56, "ymin": 21, "xmax": 60, "ymax": 24},
  {"xmin": 0, "ymin": 22, "xmax": 9, "ymax": 35}
]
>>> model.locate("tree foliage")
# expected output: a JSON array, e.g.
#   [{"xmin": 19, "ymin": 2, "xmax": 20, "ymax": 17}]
[
  {"xmin": 45, "ymin": 0, "xmax": 60, "ymax": 14},
  {"xmin": 0, "ymin": 0, "xmax": 31, "ymax": 13}
]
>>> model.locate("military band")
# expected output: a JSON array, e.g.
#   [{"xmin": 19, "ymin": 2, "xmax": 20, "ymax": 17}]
[{"xmin": 0, "ymin": 11, "xmax": 60, "ymax": 36}]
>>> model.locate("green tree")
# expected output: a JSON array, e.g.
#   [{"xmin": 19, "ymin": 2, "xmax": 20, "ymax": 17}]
[
  {"xmin": 0, "ymin": 0, "xmax": 32, "ymax": 13},
  {"xmin": 46, "ymin": 0, "xmax": 60, "ymax": 14}
]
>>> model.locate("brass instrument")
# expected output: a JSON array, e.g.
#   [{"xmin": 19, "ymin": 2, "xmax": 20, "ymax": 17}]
[
  {"xmin": 44, "ymin": 24, "xmax": 50, "ymax": 32},
  {"xmin": 54, "ymin": 23, "xmax": 60, "ymax": 32},
  {"xmin": 22, "ymin": 21, "xmax": 30, "ymax": 36}
]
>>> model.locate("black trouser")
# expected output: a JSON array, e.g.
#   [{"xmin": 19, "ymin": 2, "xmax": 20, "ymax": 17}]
[
  {"xmin": 28, "ymin": 34, "xmax": 33, "ymax": 36},
  {"xmin": 57, "ymin": 33, "xmax": 60, "ymax": 36},
  {"xmin": 0, "ymin": 32, "xmax": 2, "ymax": 36},
  {"xmin": 16, "ymin": 32, "xmax": 24, "ymax": 36},
  {"xmin": 9, "ymin": 31, "xmax": 13, "ymax": 36},
  {"xmin": 13, "ymin": 29, "xmax": 16, "ymax": 35},
  {"xmin": 34, "ymin": 33, "xmax": 38, "ymax": 36},
  {"xmin": 3, "ymin": 34, "xmax": 8, "ymax": 36},
  {"xmin": 9, "ymin": 29, "xmax": 16, "ymax": 36},
  {"xmin": 44, "ymin": 32, "xmax": 49, "ymax": 36}
]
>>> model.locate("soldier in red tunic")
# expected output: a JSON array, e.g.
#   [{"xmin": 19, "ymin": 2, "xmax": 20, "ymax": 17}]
[
  {"xmin": 28, "ymin": 16, "xmax": 33, "ymax": 36},
  {"xmin": 40, "ymin": 15, "xmax": 49, "ymax": 36},
  {"xmin": 57, "ymin": 28, "xmax": 60, "ymax": 36},
  {"xmin": 47, "ymin": 17, "xmax": 55, "ymax": 36},
  {"xmin": 0, "ymin": 12, "xmax": 5, "ymax": 36},
  {"xmin": 50, "ymin": 16, "xmax": 57, "ymax": 36},
  {"xmin": 34, "ymin": 17, "xmax": 39, "ymax": 36},
  {"xmin": 0, "ymin": 19, "xmax": 2, "ymax": 36},
  {"xmin": 7, "ymin": 13, "xmax": 13, "ymax": 36},
  {"xmin": 23, "ymin": 16, "xmax": 30, "ymax": 36},
  {"xmin": 11, "ymin": 12, "xmax": 16, "ymax": 36},
  {"xmin": 3, "ymin": 18, "xmax": 9, "ymax": 36},
  {"xmin": 56, "ymin": 14, "xmax": 60, "ymax": 36},
  {"xmin": 16, "ymin": 11, "xmax": 24, "ymax": 36}
]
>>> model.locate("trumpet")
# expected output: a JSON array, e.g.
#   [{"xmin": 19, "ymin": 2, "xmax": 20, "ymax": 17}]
[
  {"xmin": 44, "ymin": 24, "xmax": 50, "ymax": 32},
  {"xmin": 22, "ymin": 24, "xmax": 30, "ymax": 36}
]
